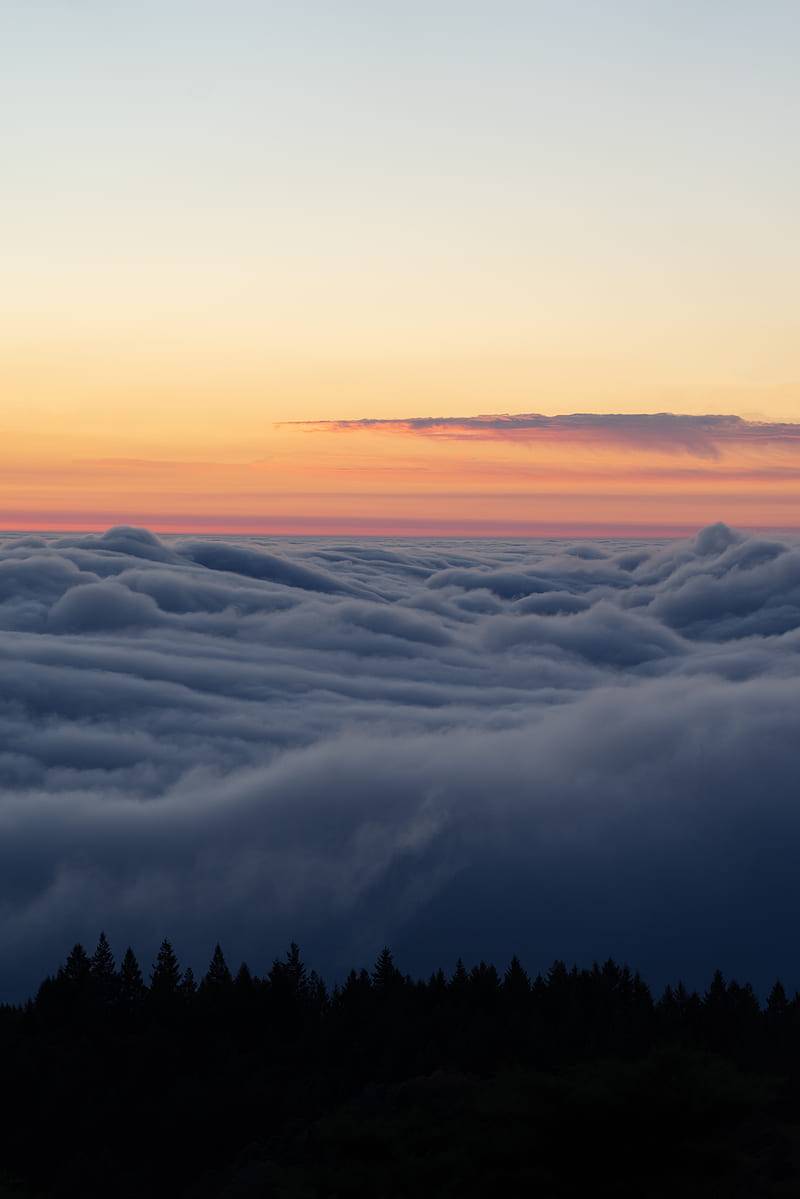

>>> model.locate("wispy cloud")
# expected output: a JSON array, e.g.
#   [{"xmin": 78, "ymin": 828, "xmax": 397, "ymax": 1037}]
[{"xmin": 292, "ymin": 413, "xmax": 800, "ymax": 458}]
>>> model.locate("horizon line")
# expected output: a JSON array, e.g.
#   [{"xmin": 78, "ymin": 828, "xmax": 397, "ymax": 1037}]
[{"xmin": 3, "ymin": 517, "xmax": 800, "ymax": 540}]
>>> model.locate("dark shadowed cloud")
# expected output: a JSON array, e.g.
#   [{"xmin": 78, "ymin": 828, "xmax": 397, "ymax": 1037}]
[
  {"xmin": 293, "ymin": 412, "xmax": 800, "ymax": 458},
  {"xmin": 2, "ymin": 522, "xmax": 800, "ymax": 998}
]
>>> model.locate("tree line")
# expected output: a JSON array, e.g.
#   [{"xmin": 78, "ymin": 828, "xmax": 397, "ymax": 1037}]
[{"xmin": 2, "ymin": 935, "xmax": 800, "ymax": 1196}]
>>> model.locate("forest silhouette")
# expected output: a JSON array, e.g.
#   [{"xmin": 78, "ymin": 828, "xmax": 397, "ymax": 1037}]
[{"xmin": 2, "ymin": 935, "xmax": 800, "ymax": 1196}]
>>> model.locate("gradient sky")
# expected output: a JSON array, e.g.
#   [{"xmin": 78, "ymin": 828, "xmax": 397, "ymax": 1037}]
[{"xmin": 4, "ymin": 0, "xmax": 800, "ymax": 533}]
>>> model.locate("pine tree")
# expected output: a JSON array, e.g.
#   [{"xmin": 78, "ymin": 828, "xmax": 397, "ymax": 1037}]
[
  {"xmin": 150, "ymin": 939, "xmax": 181, "ymax": 998},
  {"xmin": 372, "ymin": 947, "xmax": 402, "ymax": 998},
  {"xmin": 731, "ymin": 980, "xmax": 760, "ymax": 1019},
  {"xmin": 202, "ymin": 944, "xmax": 233, "ymax": 989},
  {"xmin": 547, "ymin": 959, "xmax": 570, "ymax": 993},
  {"xmin": 704, "ymin": 968, "xmax": 728, "ymax": 1010},
  {"xmin": 470, "ymin": 961, "xmax": 501, "ymax": 1005},
  {"xmin": 503, "ymin": 955, "xmax": 531, "ymax": 1002},
  {"xmin": 767, "ymin": 980, "xmax": 788, "ymax": 1019},
  {"xmin": 673, "ymin": 981, "xmax": 691, "ymax": 1013},
  {"xmin": 180, "ymin": 967, "xmax": 198, "ymax": 997},
  {"xmin": 52, "ymin": 943, "xmax": 93, "ymax": 1021},
  {"xmin": 90, "ymin": 932, "xmax": 117, "ymax": 1007},
  {"xmin": 531, "ymin": 973, "xmax": 548, "ymax": 1008},
  {"xmin": 264, "ymin": 944, "xmax": 311, "ymax": 1031},
  {"xmin": 285, "ymin": 942, "xmax": 308, "ymax": 998},
  {"xmin": 766, "ymin": 981, "xmax": 790, "ymax": 1059},
  {"xmin": 428, "ymin": 968, "xmax": 447, "ymax": 997},
  {"xmin": 118, "ymin": 947, "xmax": 146, "ymax": 1009},
  {"xmin": 60, "ymin": 943, "xmax": 92, "ymax": 986},
  {"xmin": 450, "ymin": 959, "xmax": 469, "ymax": 996},
  {"xmin": 338, "ymin": 968, "xmax": 372, "ymax": 1022},
  {"xmin": 90, "ymin": 932, "xmax": 116, "ymax": 980},
  {"xmin": 234, "ymin": 962, "xmax": 254, "ymax": 990},
  {"xmin": 702, "ymin": 969, "xmax": 733, "ymax": 1052},
  {"xmin": 308, "ymin": 969, "xmax": 329, "ymax": 1011}
]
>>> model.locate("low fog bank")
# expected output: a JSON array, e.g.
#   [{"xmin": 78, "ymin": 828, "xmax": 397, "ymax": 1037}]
[{"xmin": 1, "ymin": 522, "xmax": 799, "ymax": 1000}]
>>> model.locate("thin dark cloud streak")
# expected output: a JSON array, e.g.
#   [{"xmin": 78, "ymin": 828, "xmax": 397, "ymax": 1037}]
[
  {"xmin": 2, "ymin": 521, "xmax": 800, "ymax": 998},
  {"xmin": 291, "ymin": 412, "xmax": 800, "ymax": 458}
]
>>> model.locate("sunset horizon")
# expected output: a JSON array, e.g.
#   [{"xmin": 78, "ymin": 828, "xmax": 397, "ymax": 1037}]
[
  {"xmin": 5, "ymin": 407, "xmax": 800, "ymax": 537},
  {"xmin": 5, "ymin": 4, "xmax": 800, "ymax": 1190},
  {"xmin": 6, "ymin": 3, "xmax": 800, "ymax": 542}
]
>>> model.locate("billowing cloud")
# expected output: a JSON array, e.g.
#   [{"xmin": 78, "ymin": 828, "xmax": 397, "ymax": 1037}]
[
  {"xmin": 2, "ymin": 522, "xmax": 800, "ymax": 999},
  {"xmin": 295, "ymin": 412, "xmax": 800, "ymax": 458}
]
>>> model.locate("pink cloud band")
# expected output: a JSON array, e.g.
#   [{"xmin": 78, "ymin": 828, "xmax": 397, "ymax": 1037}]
[{"xmin": 291, "ymin": 412, "xmax": 800, "ymax": 458}]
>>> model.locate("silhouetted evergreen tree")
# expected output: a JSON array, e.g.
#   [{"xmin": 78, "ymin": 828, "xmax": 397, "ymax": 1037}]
[
  {"xmin": 705, "ymin": 968, "xmax": 728, "ymax": 1010},
  {"xmin": 372, "ymin": 947, "xmax": 403, "ymax": 998},
  {"xmin": 308, "ymin": 968, "xmax": 329, "ymax": 1011},
  {"xmin": 725, "ymin": 979, "xmax": 761, "ymax": 1062},
  {"xmin": 546, "ymin": 958, "xmax": 570, "ymax": 997},
  {"xmin": 449, "ymin": 958, "xmax": 469, "ymax": 1004},
  {"xmin": 234, "ymin": 962, "xmax": 253, "ymax": 989},
  {"xmin": 179, "ymin": 966, "xmax": 197, "ymax": 997},
  {"xmin": 203, "ymin": 944, "xmax": 233, "ymax": 989},
  {"xmin": 149, "ymin": 938, "xmax": 181, "ymax": 1009},
  {"xmin": 32, "ymin": 973, "xmax": 61, "ymax": 1022},
  {"xmin": 267, "ymin": 942, "xmax": 311, "ymax": 1031},
  {"xmin": 40, "ymin": 942, "xmax": 93, "ymax": 1026},
  {"xmin": 429, "ymin": 967, "xmax": 446, "ymax": 990},
  {"xmin": 90, "ymin": 931, "xmax": 115, "ymax": 978},
  {"xmin": 531, "ymin": 972, "xmax": 548, "ymax": 1006},
  {"xmin": 12, "ymin": 932, "xmax": 800, "ymax": 1199},
  {"xmin": 284, "ymin": 941, "xmax": 308, "ymax": 997},
  {"xmin": 768, "ymin": 979, "xmax": 789, "ymax": 1017},
  {"xmin": 626, "ymin": 970, "xmax": 655, "ymax": 1054},
  {"xmin": 200, "ymin": 947, "xmax": 233, "ymax": 1023},
  {"xmin": 340, "ymin": 967, "xmax": 371, "ymax": 1005},
  {"xmin": 61, "ymin": 942, "xmax": 91, "ymax": 986},
  {"xmin": 118, "ymin": 946, "xmax": 146, "ymax": 1010},
  {"xmin": 232, "ymin": 962, "xmax": 256, "ymax": 1017},
  {"xmin": 765, "ymin": 980, "xmax": 791, "ymax": 1066},
  {"xmin": 90, "ymin": 931, "xmax": 117, "ymax": 1009},
  {"xmin": 503, "ymin": 955, "xmax": 531, "ymax": 1002},
  {"xmin": 470, "ymin": 960, "xmax": 501, "ymax": 1002},
  {"xmin": 703, "ymin": 968, "xmax": 734, "ymax": 1052},
  {"xmin": 673, "ymin": 981, "xmax": 703, "ymax": 1047}
]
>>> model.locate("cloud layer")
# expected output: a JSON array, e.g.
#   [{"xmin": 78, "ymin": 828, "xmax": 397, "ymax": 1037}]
[
  {"xmin": 299, "ymin": 412, "xmax": 800, "ymax": 458},
  {"xmin": 2, "ymin": 522, "xmax": 800, "ymax": 998}
]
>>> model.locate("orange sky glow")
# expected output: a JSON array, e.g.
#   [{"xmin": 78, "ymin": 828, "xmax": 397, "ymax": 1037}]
[
  {"xmin": 4, "ymin": 413, "xmax": 800, "ymax": 538},
  {"xmin": 5, "ymin": 6, "xmax": 800, "ymax": 539}
]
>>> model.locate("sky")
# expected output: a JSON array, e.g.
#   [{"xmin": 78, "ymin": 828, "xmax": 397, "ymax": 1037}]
[
  {"xmin": 3, "ymin": 520, "xmax": 800, "ymax": 999},
  {"xmin": 3, "ymin": 0, "xmax": 800, "ymax": 534}
]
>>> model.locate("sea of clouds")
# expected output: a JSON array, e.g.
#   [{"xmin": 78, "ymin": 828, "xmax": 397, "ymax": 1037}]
[{"xmin": 2, "ymin": 521, "xmax": 800, "ymax": 999}]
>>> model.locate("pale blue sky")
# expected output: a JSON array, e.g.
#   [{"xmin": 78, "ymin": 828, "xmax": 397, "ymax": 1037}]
[{"xmin": 4, "ymin": 1, "xmax": 800, "ymax": 426}]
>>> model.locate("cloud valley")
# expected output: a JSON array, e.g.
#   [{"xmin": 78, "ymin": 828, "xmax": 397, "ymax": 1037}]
[{"xmin": 1, "ymin": 522, "xmax": 800, "ymax": 999}]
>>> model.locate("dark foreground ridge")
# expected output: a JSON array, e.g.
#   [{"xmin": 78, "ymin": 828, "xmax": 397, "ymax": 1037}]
[{"xmin": 3, "ymin": 935, "xmax": 800, "ymax": 1197}]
